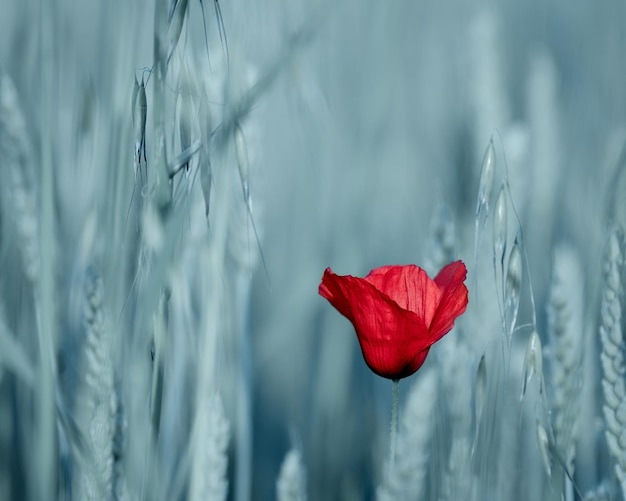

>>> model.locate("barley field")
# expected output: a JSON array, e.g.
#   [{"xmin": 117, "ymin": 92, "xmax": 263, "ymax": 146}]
[{"xmin": 0, "ymin": 0, "xmax": 625, "ymax": 500}]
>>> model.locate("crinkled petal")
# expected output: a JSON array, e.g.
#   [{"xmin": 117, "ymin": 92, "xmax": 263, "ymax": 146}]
[
  {"xmin": 364, "ymin": 265, "xmax": 441, "ymax": 326},
  {"xmin": 428, "ymin": 260, "xmax": 469, "ymax": 343},
  {"xmin": 319, "ymin": 268, "xmax": 431, "ymax": 379}
]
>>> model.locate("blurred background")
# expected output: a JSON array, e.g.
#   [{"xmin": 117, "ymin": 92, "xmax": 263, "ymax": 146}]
[{"xmin": 1, "ymin": 0, "xmax": 626, "ymax": 500}]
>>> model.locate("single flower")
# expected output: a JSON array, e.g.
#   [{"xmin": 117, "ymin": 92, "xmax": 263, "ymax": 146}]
[{"xmin": 319, "ymin": 261, "xmax": 468, "ymax": 379}]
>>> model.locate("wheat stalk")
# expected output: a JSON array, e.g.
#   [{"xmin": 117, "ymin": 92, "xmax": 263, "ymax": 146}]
[
  {"xmin": 377, "ymin": 368, "xmax": 437, "ymax": 501},
  {"xmin": 599, "ymin": 226, "xmax": 626, "ymax": 499},
  {"xmin": 582, "ymin": 485, "xmax": 612, "ymax": 501},
  {"xmin": 188, "ymin": 393, "xmax": 230, "ymax": 501},
  {"xmin": 75, "ymin": 269, "xmax": 118, "ymax": 500},
  {"xmin": 547, "ymin": 244, "xmax": 584, "ymax": 481},
  {"xmin": 276, "ymin": 448, "xmax": 307, "ymax": 501},
  {"xmin": 0, "ymin": 69, "xmax": 40, "ymax": 283},
  {"xmin": 435, "ymin": 338, "xmax": 475, "ymax": 501},
  {"xmin": 1, "ymin": 66, "xmax": 57, "ymax": 501}
]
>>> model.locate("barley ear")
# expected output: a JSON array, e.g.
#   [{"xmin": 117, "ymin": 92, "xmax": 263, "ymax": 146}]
[
  {"xmin": 504, "ymin": 238, "xmax": 522, "ymax": 338},
  {"xmin": 473, "ymin": 138, "xmax": 496, "ymax": 280},
  {"xmin": 476, "ymin": 138, "xmax": 496, "ymax": 220},
  {"xmin": 521, "ymin": 331, "xmax": 544, "ymax": 400},
  {"xmin": 536, "ymin": 420, "xmax": 552, "ymax": 478},
  {"xmin": 493, "ymin": 183, "xmax": 508, "ymax": 270},
  {"xmin": 473, "ymin": 353, "xmax": 487, "ymax": 443},
  {"xmin": 133, "ymin": 76, "xmax": 147, "ymax": 176}
]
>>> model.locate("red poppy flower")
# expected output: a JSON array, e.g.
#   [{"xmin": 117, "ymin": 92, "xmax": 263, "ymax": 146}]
[{"xmin": 318, "ymin": 261, "xmax": 468, "ymax": 379}]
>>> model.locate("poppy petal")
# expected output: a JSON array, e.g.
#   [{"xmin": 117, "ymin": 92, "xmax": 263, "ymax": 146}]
[
  {"xmin": 318, "ymin": 267, "xmax": 354, "ymax": 319},
  {"xmin": 364, "ymin": 265, "xmax": 442, "ymax": 327},
  {"xmin": 428, "ymin": 260, "xmax": 469, "ymax": 343},
  {"xmin": 319, "ymin": 268, "xmax": 431, "ymax": 379},
  {"xmin": 405, "ymin": 347, "xmax": 431, "ymax": 376}
]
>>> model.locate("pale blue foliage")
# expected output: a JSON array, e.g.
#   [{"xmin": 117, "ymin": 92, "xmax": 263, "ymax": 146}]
[{"xmin": 0, "ymin": 0, "xmax": 624, "ymax": 500}]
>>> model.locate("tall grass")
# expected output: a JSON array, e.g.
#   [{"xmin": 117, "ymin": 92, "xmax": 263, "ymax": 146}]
[{"xmin": 0, "ymin": 0, "xmax": 625, "ymax": 499}]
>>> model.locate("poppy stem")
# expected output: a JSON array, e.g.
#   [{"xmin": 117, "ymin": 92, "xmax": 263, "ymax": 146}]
[{"xmin": 389, "ymin": 378, "xmax": 400, "ymax": 465}]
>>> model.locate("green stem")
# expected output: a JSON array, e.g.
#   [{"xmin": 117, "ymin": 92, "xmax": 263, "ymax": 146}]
[{"xmin": 390, "ymin": 379, "xmax": 399, "ymax": 465}]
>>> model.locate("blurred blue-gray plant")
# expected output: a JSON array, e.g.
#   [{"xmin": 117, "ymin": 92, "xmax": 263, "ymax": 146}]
[{"xmin": 0, "ymin": 0, "xmax": 625, "ymax": 500}]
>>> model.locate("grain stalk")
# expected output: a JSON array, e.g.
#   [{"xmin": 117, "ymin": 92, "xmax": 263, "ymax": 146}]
[
  {"xmin": 75, "ymin": 270, "xmax": 118, "ymax": 500},
  {"xmin": 547, "ymin": 244, "xmax": 584, "ymax": 500},
  {"xmin": 189, "ymin": 394, "xmax": 230, "ymax": 501},
  {"xmin": 277, "ymin": 448, "xmax": 307, "ymax": 501},
  {"xmin": 0, "ymin": 71, "xmax": 40, "ymax": 283},
  {"xmin": 377, "ymin": 369, "xmax": 437, "ymax": 501},
  {"xmin": 599, "ymin": 226, "xmax": 626, "ymax": 499}
]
